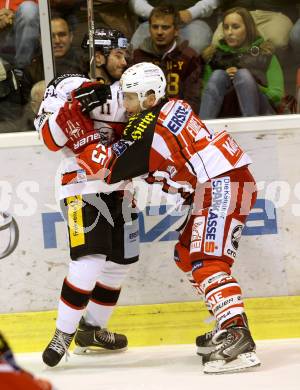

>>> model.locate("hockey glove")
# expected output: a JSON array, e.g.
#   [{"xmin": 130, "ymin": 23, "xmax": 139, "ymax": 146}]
[
  {"xmin": 56, "ymin": 100, "xmax": 99, "ymax": 153},
  {"xmin": 73, "ymin": 81, "xmax": 112, "ymax": 114}
]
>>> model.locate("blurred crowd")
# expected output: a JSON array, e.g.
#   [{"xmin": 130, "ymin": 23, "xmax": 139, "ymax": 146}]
[{"xmin": 1, "ymin": 0, "xmax": 300, "ymax": 133}]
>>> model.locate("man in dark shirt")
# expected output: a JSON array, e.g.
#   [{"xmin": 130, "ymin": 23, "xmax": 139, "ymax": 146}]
[
  {"xmin": 22, "ymin": 17, "xmax": 84, "ymax": 101},
  {"xmin": 133, "ymin": 4, "xmax": 202, "ymax": 113}
]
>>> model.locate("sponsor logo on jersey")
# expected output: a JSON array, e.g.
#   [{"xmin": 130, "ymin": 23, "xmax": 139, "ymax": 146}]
[
  {"xmin": 112, "ymin": 140, "xmax": 129, "ymax": 156},
  {"xmin": 190, "ymin": 216, "xmax": 205, "ymax": 254},
  {"xmin": 186, "ymin": 115, "xmax": 205, "ymax": 138},
  {"xmin": 222, "ymin": 136, "xmax": 240, "ymax": 156},
  {"xmin": 218, "ymin": 133, "xmax": 243, "ymax": 166},
  {"xmin": 204, "ymin": 177, "xmax": 231, "ymax": 256},
  {"xmin": 124, "ymin": 112, "xmax": 156, "ymax": 140},
  {"xmin": 163, "ymin": 102, "xmax": 192, "ymax": 135}
]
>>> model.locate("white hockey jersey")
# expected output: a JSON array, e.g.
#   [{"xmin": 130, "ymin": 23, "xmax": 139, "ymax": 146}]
[{"xmin": 34, "ymin": 74, "xmax": 127, "ymax": 199}]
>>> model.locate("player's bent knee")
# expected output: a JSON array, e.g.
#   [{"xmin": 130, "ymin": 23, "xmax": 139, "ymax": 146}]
[
  {"xmin": 174, "ymin": 242, "xmax": 192, "ymax": 272},
  {"xmin": 192, "ymin": 260, "xmax": 231, "ymax": 285}
]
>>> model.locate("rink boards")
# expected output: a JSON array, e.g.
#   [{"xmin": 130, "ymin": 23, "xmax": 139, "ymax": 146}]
[{"xmin": 1, "ymin": 297, "xmax": 300, "ymax": 353}]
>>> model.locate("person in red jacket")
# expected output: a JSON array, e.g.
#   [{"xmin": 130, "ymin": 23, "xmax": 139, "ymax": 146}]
[
  {"xmin": 0, "ymin": 1, "xmax": 39, "ymax": 69},
  {"xmin": 0, "ymin": 332, "xmax": 54, "ymax": 390}
]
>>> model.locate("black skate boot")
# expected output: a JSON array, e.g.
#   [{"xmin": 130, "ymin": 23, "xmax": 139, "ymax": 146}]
[
  {"xmin": 203, "ymin": 327, "xmax": 261, "ymax": 374},
  {"xmin": 42, "ymin": 328, "xmax": 75, "ymax": 367},
  {"xmin": 74, "ymin": 317, "xmax": 128, "ymax": 354},
  {"xmin": 196, "ymin": 326, "xmax": 227, "ymax": 356}
]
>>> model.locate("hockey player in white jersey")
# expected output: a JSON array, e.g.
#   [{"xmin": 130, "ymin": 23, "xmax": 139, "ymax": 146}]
[{"xmin": 34, "ymin": 28, "xmax": 139, "ymax": 367}]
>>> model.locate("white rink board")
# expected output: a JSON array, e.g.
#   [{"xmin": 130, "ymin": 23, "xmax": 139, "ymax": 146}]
[{"xmin": 0, "ymin": 128, "xmax": 300, "ymax": 313}]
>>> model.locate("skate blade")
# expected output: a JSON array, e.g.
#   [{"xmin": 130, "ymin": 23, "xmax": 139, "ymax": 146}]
[
  {"xmin": 203, "ymin": 352, "xmax": 261, "ymax": 374},
  {"xmin": 73, "ymin": 345, "xmax": 128, "ymax": 355},
  {"xmin": 197, "ymin": 346, "xmax": 215, "ymax": 356}
]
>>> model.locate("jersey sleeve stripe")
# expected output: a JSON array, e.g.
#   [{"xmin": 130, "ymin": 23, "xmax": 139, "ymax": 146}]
[{"xmin": 41, "ymin": 122, "xmax": 62, "ymax": 151}]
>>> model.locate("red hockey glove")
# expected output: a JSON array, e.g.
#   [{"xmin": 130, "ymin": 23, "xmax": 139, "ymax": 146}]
[
  {"xmin": 56, "ymin": 100, "xmax": 99, "ymax": 153},
  {"xmin": 72, "ymin": 81, "xmax": 112, "ymax": 114},
  {"xmin": 56, "ymin": 100, "xmax": 94, "ymax": 141}
]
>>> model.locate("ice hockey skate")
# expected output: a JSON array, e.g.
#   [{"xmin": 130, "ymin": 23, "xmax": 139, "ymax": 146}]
[
  {"xmin": 42, "ymin": 328, "xmax": 75, "ymax": 367},
  {"xmin": 73, "ymin": 317, "xmax": 128, "ymax": 354},
  {"xmin": 196, "ymin": 326, "xmax": 227, "ymax": 356},
  {"xmin": 202, "ymin": 327, "xmax": 261, "ymax": 374},
  {"xmin": 197, "ymin": 314, "xmax": 249, "ymax": 356}
]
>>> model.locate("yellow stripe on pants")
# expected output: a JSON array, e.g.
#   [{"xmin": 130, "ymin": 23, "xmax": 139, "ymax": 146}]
[{"xmin": 66, "ymin": 195, "xmax": 85, "ymax": 247}]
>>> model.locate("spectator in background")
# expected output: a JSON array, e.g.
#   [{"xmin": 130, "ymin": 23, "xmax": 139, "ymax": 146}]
[
  {"xmin": 213, "ymin": 1, "xmax": 295, "ymax": 50},
  {"xmin": 68, "ymin": 0, "xmax": 136, "ymax": 51},
  {"xmin": 200, "ymin": 7, "xmax": 284, "ymax": 118},
  {"xmin": 0, "ymin": 1, "xmax": 39, "ymax": 70},
  {"xmin": 290, "ymin": 6, "xmax": 300, "ymax": 61},
  {"xmin": 50, "ymin": 0, "xmax": 84, "ymax": 33},
  {"xmin": 22, "ymin": 16, "xmax": 85, "ymax": 101},
  {"xmin": 0, "ymin": 56, "xmax": 24, "ymax": 128},
  {"xmin": 30, "ymin": 80, "xmax": 46, "ymax": 115},
  {"xmin": 130, "ymin": 0, "xmax": 218, "ymax": 54},
  {"xmin": 133, "ymin": 4, "xmax": 202, "ymax": 113}
]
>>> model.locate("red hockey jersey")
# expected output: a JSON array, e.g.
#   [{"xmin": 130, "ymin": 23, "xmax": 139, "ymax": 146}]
[{"xmin": 77, "ymin": 99, "xmax": 252, "ymax": 196}]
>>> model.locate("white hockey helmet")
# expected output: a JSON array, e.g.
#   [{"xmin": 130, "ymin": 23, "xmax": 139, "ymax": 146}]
[{"xmin": 120, "ymin": 62, "xmax": 166, "ymax": 108}]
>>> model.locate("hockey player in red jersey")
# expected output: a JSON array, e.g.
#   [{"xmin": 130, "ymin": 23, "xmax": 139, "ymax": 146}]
[
  {"xmin": 34, "ymin": 29, "xmax": 139, "ymax": 367},
  {"xmin": 76, "ymin": 62, "xmax": 261, "ymax": 374},
  {"xmin": 0, "ymin": 332, "xmax": 54, "ymax": 390}
]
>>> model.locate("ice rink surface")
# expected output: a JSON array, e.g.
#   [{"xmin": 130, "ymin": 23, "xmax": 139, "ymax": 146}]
[{"xmin": 17, "ymin": 339, "xmax": 300, "ymax": 390}]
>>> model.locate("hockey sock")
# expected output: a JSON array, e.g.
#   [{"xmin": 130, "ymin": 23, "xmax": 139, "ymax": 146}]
[
  {"xmin": 57, "ymin": 278, "xmax": 92, "ymax": 334},
  {"xmin": 56, "ymin": 254, "xmax": 106, "ymax": 334},
  {"xmin": 185, "ymin": 270, "xmax": 202, "ymax": 295},
  {"xmin": 85, "ymin": 261, "xmax": 131, "ymax": 328},
  {"xmin": 85, "ymin": 282, "xmax": 121, "ymax": 328},
  {"xmin": 199, "ymin": 272, "xmax": 247, "ymax": 329}
]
